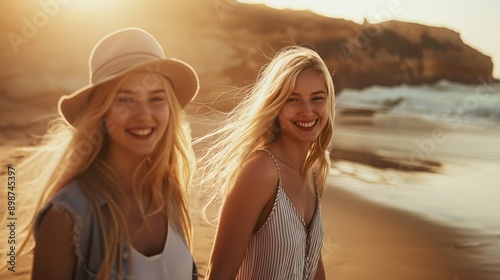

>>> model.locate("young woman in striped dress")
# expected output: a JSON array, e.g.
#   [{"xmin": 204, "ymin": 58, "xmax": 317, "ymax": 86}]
[{"xmin": 196, "ymin": 46, "xmax": 336, "ymax": 279}]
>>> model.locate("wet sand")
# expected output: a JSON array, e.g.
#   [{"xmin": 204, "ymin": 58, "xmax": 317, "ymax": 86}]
[{"xmin": 320, "ymin": 182, "xmax": 496, "ymax": 279}]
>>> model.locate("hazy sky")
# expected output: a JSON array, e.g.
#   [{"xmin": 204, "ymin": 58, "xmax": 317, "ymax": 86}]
[{"xmin": 240, "ymin": 0, "xmax": 500, "ymax": 79}]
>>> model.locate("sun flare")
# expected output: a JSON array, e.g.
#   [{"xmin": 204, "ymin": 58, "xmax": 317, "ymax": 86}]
[{"xmin": 64, "ymin": 0, "xmax": 125, "ymax": 12}]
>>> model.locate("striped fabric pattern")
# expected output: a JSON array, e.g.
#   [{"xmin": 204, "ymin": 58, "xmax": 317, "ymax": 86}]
[{"xmin": 235, "ymin": 149, "xmax": 324, "ymax": 280}]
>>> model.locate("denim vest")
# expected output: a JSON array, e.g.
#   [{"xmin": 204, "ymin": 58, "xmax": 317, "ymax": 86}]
[{"xmin": 35, "ymin": 180, "xmax": 198, "ymax": 280}]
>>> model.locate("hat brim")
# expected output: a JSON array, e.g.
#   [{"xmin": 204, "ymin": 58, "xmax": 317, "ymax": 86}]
[{"xmin": 58, "ymin": 58, "xmax": 199, "ymax": 127}]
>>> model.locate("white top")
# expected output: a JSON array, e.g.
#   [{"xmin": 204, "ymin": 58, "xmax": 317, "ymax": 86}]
[{"xmin": 130, "ymin": 222, "xmax": 193, "ymax": 280}]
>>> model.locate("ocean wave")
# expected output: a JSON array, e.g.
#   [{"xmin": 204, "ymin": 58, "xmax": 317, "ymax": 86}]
[{"xmin": 337, "ymin": 81, "xmax": 500, "ymax": 127}]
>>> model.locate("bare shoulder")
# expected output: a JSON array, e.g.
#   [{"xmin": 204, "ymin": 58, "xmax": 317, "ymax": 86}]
[
  {"xmin": 244, "ymin": 150, "xmax": 278, "ymax": 176},
  {"xmin": 227, "ymin": 150, "xmax": 279, "ymax": 208},
  {"xmin": 235, "ymin": 150, "xmax": 278, "ymax": 190}
]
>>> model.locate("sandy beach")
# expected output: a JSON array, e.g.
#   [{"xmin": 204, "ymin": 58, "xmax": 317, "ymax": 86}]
[{"xmin": 1, "ymin": 112, "xmax": 499, "ymax": 279}]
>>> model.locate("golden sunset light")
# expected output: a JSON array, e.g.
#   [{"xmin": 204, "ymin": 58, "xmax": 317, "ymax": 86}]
[{"xmin": 1, "ymin": 1, "xmax": 500, "ymax": 279}]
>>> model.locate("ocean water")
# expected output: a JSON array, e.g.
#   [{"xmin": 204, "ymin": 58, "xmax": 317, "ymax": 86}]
[
  {"xmin": 337, "ymin": 80, "xmax": 500, "ymax": 129},
  {"xmin": 332, "ymin": 81, "xmax": 500, "ymax": 265}
]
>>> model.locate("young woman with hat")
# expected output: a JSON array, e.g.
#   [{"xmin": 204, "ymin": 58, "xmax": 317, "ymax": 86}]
[
  {"xmin": 196, "ymin": 46, "xmax": 335, "ymax": 280},
  {"xmin": 11, "ymin": 27, "xmax": 199, "ymax": 279}
]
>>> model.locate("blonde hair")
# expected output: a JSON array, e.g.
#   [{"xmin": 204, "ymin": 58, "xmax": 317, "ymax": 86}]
[
  {"xmin": 1, "ymin": 72, "xmax": 195, "ymax": 279},
  {"xmin": 195, "ymin": 46, "xmax": 336, "ymax": 223}
]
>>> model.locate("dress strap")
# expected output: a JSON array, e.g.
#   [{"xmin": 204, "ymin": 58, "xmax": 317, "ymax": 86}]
[
  {"xmin": 259, "ymin": 149, "xmax": 282, "ymax": 185},
  {"xmin": 313, "ymin": 171, "xmax": 319, "ymax": 194}
]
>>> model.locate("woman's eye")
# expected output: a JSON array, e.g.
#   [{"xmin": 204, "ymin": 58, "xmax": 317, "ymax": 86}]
[
  {"xmin": 117, "ymin": 97, "xmax": 132, "ymax": 103},
  {"xmin": 150, "ymin": 97, "xmax": 164, "ymax": 102},
  {"xmin": 287, "ymin": 98, "xmax": 299, "ymax": 102}
]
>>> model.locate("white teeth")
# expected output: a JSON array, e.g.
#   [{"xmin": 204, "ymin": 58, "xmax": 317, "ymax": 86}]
[
  {"xmin": 295, "ymin": 120, "xmax": 316, "ymax": 128},
  {"xmin": 129, "ymin": 128, "xmax": 153, "ymax": 136}
]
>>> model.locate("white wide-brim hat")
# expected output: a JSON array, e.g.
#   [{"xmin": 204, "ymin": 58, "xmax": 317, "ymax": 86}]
[{"xmin": 58, "ymin": 27, "xmax": 199, "ymax": 126}]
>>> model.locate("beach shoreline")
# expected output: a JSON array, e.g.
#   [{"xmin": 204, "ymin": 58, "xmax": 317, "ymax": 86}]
[{"xmin": 321, "ymin": 181, "xmax": 498, "ymax": 279}]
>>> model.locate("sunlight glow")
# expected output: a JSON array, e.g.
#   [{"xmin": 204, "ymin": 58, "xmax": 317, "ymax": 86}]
[{"xmin": 65, "ymin": 0, "xmax": 125, "ymax": 12}]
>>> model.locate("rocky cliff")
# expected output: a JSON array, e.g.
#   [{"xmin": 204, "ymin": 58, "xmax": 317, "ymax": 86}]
[
  {"xmin": 181, "ymin": 1, "xmax": 494, "ymax": 97},
  {"xmin": 0, "ymin": 0, "xmax": 494, "ymax": 113}
]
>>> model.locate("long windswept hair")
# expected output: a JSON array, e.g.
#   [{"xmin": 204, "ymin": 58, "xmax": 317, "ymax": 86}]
[
  {"xmin": 195, "ymin": 46, "xmax": 336, "ymax": 223},
  {"xmin": 0, "ymin": 72, "xmax": 195, "ymax": 279}
]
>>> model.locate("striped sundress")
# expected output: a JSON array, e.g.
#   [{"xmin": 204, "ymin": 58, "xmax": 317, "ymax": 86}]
[{"xmin": 235, "ymin": 149, "xmax": 324, "ymax": 280}]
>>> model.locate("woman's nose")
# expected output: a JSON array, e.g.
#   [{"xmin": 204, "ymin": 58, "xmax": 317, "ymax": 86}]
[
  {"xmin": 301, "ymin": 101, "xmax": 314, "ymax": 116},
  {"xmin": 133, "ymin": 101, "xmax": 152, "ymax": 121}
]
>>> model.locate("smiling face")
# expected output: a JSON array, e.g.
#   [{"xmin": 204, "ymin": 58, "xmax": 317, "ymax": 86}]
[
  {"xmin": 104, "ymin": 72, "xmax": 171, "ymax": 161},
  {"xmin": 277, "ymin": 68, "xmax": 328, "ymax": 145}
]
